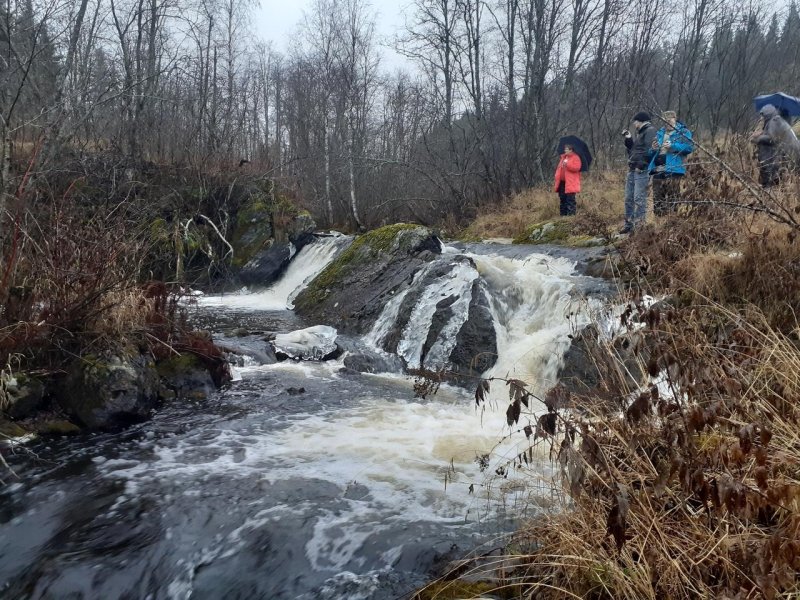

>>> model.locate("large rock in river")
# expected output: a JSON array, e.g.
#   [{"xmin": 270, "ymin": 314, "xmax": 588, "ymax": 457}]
[
  {"xmin": 2, "ymin": 374, "xmax": 46, "ymax": 419},
  {"xmin": 376, "ymin": 256, "xmax": 498, "ymax": 380},
  {"xmin": 293, "ymin": 224, "xmax": 442, "ymax": 333},
  {"xmin": 56, "ymin": 354, "xmax": 161, "ymax": 429}
]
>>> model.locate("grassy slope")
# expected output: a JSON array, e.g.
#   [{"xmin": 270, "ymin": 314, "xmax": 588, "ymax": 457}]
[{"xmin": 461, "ymin": 172, "xmax": 625, "ymax": 242}]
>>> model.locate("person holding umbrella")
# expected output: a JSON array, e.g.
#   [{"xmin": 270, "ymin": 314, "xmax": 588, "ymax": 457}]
[
  {"xmin": 750, "ymin": 103, "xmax": 800, "ymax": 186},
  {"xmin": 554, "ymin": 136, "xmax": 591, "ymax": 216}
]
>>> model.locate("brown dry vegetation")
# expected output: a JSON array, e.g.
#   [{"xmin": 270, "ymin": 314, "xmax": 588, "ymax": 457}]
[
  {"xmin": 460, "ymin": 171, "xmax": 625, "ymax": 242},
  {"xmin": 419, "ymin": 144, "xmax": 800, "ymax": 598},
  {"xmin": 0, "ymin": 162, "xmax": 253, "ymax": 388}
]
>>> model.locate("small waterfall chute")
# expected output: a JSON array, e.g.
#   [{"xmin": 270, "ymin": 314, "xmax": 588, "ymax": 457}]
[
  {"xmin": 364, "ymin": 263, "xmax": 432, "ymax": 351},
  {"xmin": 470, "ymin": 252, "xmax": 583, "ymax": 406},
  {"xmin": 198, "ymin": 234, "xmax": 350, "ymax": 311},
  {"xmin": 396, "ymin": 260, "xmax": 479, "ymax": 370}
]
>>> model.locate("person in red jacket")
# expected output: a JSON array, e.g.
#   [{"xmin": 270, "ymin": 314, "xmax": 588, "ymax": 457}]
[{"xmin": 553, "ymin": 144, "xmax": 582, "ymax": 216}]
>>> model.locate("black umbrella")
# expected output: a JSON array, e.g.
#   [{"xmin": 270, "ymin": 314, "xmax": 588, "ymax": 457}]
[{"xmin": 557, "ymin": 135, "xmax": 592, "ymax": 172}]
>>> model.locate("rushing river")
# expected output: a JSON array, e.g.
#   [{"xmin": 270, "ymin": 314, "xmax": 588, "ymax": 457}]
[{"xmin": 0, "ymin": 237, "xmax": 608, "ymax": 599}]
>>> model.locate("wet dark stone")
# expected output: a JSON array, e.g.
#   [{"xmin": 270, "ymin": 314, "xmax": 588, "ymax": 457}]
[
  {"xmin": 449, "ymin": 281, "xmax": 497, "ymax": 382},
  {"xmin": 240, "ymin": 242, "xmax": 294, "ymax": 287}
]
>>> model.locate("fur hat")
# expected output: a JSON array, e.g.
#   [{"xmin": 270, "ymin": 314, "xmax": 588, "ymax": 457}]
[{"xmin": 632, "ymin": 111, "xmax": 651, "ymax": 123}]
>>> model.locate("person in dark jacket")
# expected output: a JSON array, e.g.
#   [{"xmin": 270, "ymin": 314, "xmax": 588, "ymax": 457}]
[
  {"xmin": 750, "ymin": 104, "xmax": 800, "ymax": 186},
  {"xmin": 553, "ymin": 144, "xmax": 582, "ymax": 216},
  {"xmin": 620, "ymin": 111, "xmax": 657, "ymax": 234},
  {"xmin": 648, "ymin": 111, "xmax": 694, "ymax": 215}
]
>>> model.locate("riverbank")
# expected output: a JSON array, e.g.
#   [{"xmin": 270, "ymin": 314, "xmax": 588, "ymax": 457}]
[
  {"xmin": 0, "ymin": 164, "xmax": 319, "ymax": 436},
  {"xmin": 416, "ymin": 176, "xmax": 800, "ymax": 598}
]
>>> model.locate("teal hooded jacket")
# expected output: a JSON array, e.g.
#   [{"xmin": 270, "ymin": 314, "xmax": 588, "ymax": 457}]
[{"xmin": 647, "ymin": 122, "xmax": 694, "ymax": 176}]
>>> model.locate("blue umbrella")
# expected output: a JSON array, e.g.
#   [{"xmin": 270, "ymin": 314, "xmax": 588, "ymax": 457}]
[{"xmin": 753, "ymin": 92, "xmax": 800, "ymax": 117}]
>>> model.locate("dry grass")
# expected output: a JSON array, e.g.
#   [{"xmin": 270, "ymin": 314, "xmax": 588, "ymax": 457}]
[
  {"xmin": 86, "ymin": 286, "xmax": 164, "ymax": 342},
  {"xmin": 516, "ymin": 305, "xmax": 800, "ymax": 599},
  {"xmin": 462, "ymin": 171, "xmax": 625, "ymax": 241},
  {"xmin": 427, "ymin": 301, "xmax": 800, "ymax": 599}
]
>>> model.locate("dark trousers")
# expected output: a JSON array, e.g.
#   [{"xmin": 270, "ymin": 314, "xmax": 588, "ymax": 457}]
[
  {"xmin": 558, "ymin": 182, "xmax": 576, "ymax": 216},
  {"xmin": 652, "ymin": 175, "xmax": 683, "ymax": 216}
]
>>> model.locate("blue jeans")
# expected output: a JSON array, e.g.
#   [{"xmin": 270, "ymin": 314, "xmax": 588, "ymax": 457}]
[{"xmin": 624, "ymin": 170, "xmax": 650, "ymax": 228}]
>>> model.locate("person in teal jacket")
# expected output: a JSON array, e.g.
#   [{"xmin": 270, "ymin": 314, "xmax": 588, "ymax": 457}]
[{"xmin": 648, "ymin": 111, "xmax": 694, "ymax": 216}]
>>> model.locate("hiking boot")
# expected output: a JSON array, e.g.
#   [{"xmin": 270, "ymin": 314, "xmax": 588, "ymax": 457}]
[{"xmin": 618, "ymin": 224, "xmax": 632, "ymax": 235}]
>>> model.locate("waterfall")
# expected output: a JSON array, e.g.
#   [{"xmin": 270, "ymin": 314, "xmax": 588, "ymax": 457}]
[
  {"xmin": 396, "ymin": 260, "xmax": 479, "ymax": 369},
  {"xmin": 199, "ymin": 235, "xmax": 350, "ymax": 311},
  {"xmin": 363, "ymin": 245, "xmax": 587, "ymax": 403},
  {"xmin": 469, "ymin": 253, "xmax": 583, "ymax": 405},
  {"xmin": 364, "ymin": 264, "xmax": 432, "ymax": 350}
]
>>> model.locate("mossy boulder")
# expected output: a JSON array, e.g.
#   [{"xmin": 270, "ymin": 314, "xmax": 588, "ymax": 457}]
[
  {"xmin": 156, "ymin": 352, "xmax": 216, "ymax": 400},
  {"xmin": 2, "ymin": 373, "xmax": 46, "ymax": 419},
  {"xmin": 231, "ymin": 182, "xmax": 316, "ymax": 284},
  {"xmin": 513, "ymin": 219, "xmax": 605, "ymax": 247},
  {"xmin": 231, "ymin": 197, "xmax": 274, "ymax": 269},
  {"xmin": 237, "ymin": 214, "xmax": 317, "ymax": 287},
  {"xmin": 293, "ymin": 224, "xmax": 441, "ymax": 333},
  {"xmin": 56, "ymin": 353, "xmax": 161, "ymax": 430},
  {"xmin": 514, "ymin": 220, "xmax": 571, "ymax": 244}
]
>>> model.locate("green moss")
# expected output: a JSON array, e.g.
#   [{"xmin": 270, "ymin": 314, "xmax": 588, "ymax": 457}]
[
  {"xmin": 156, "ymin": 353, "xmax": 204, "ymax": 378},
  {"xmin": 272, "ymin": 193, "xmax": 300, "ymax": 217},
  {"xmin": 457, "ymin": 229, "xmax": 484, "ymax": 243},
  {"xmin": 36, "ymin": 420, "xmax": 81, "ymax": 435},
  {"xmin": 513, "ymin": 219, "xmax": 572, "ymax": 244},
  {"xmin": 150, "ymin": 218, "xmax": 170, "ymax": 243},
  {"xmin": 511, "ymin": 219, "xmax": 607, "ymax": 247},
  {"xmin": 231, "ymin": 198, "xmax": 272, "ymax": 267},
  {"xmin": 0, "ymin": 419, "xmax": 29, "ymax": 438},
  {"xmin": 79, "ymin": 354, "xmax": 111, "ymax": 378},
  {"xmin": 412, "ymin": 580, "xmax": 501, "ymax": 599},
  {"xmin": 569, "ymin": 235, "xmax": 605, "ymax": 248}
]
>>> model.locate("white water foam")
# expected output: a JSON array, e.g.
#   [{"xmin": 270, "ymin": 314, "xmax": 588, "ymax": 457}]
[
  {"xmin": 198, "ymin": 235, "xmax": 348, "ymax": 311},
  {"xmin": 396, "ymin": 261, "xmax": 479, "ymax": 369},
  {"xmin": 96, "ymin": 377, "xmax": 551, "ymax": 593},
  {"xmin": 468, "ymin": 252, "xmax": 585, "ymax": 405},
  {"xmin": 364, "ymin": 264, "xmax": 432, "ymax": 351}
]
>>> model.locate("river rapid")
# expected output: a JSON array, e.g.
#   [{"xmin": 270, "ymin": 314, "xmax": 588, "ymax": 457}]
[{"xmin": 0, "ymin": 237, "xmax": 608, "ymax": 599}]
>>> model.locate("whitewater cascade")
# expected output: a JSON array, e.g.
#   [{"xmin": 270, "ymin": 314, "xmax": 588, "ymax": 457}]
[
  {"xmin": 367, "ymin": 245, "xmax": 586, "ymax": 406},
  {"xmin": 199, "ymin": 234, "xmax": 349, "ymax": 311},
  {"xmin": 474, "ymin": 252, "xmax": 584, "ymax": 398},
  {"xmin": 396, "ymin": 260, "xmax": 480, "ymax": 370}
]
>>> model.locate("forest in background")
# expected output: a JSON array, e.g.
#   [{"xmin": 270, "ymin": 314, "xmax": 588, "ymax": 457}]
[{"xmin": 3, "ymin": 0, "xmax": 800, "ymax": 228}]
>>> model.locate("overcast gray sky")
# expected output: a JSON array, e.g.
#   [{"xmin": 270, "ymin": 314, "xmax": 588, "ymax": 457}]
[{"xmin": 252, "ymin": 0, "xmax": 412, "ymax": 71}]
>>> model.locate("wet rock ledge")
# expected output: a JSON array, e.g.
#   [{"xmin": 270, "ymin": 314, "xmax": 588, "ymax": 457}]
[
  {"xmin": 293, "ymin": 223, "xmax": 442, "ymax": 333},
  {"xmin": 1, "ymin": 344, "xmax": 230, "ymax": 435}
]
